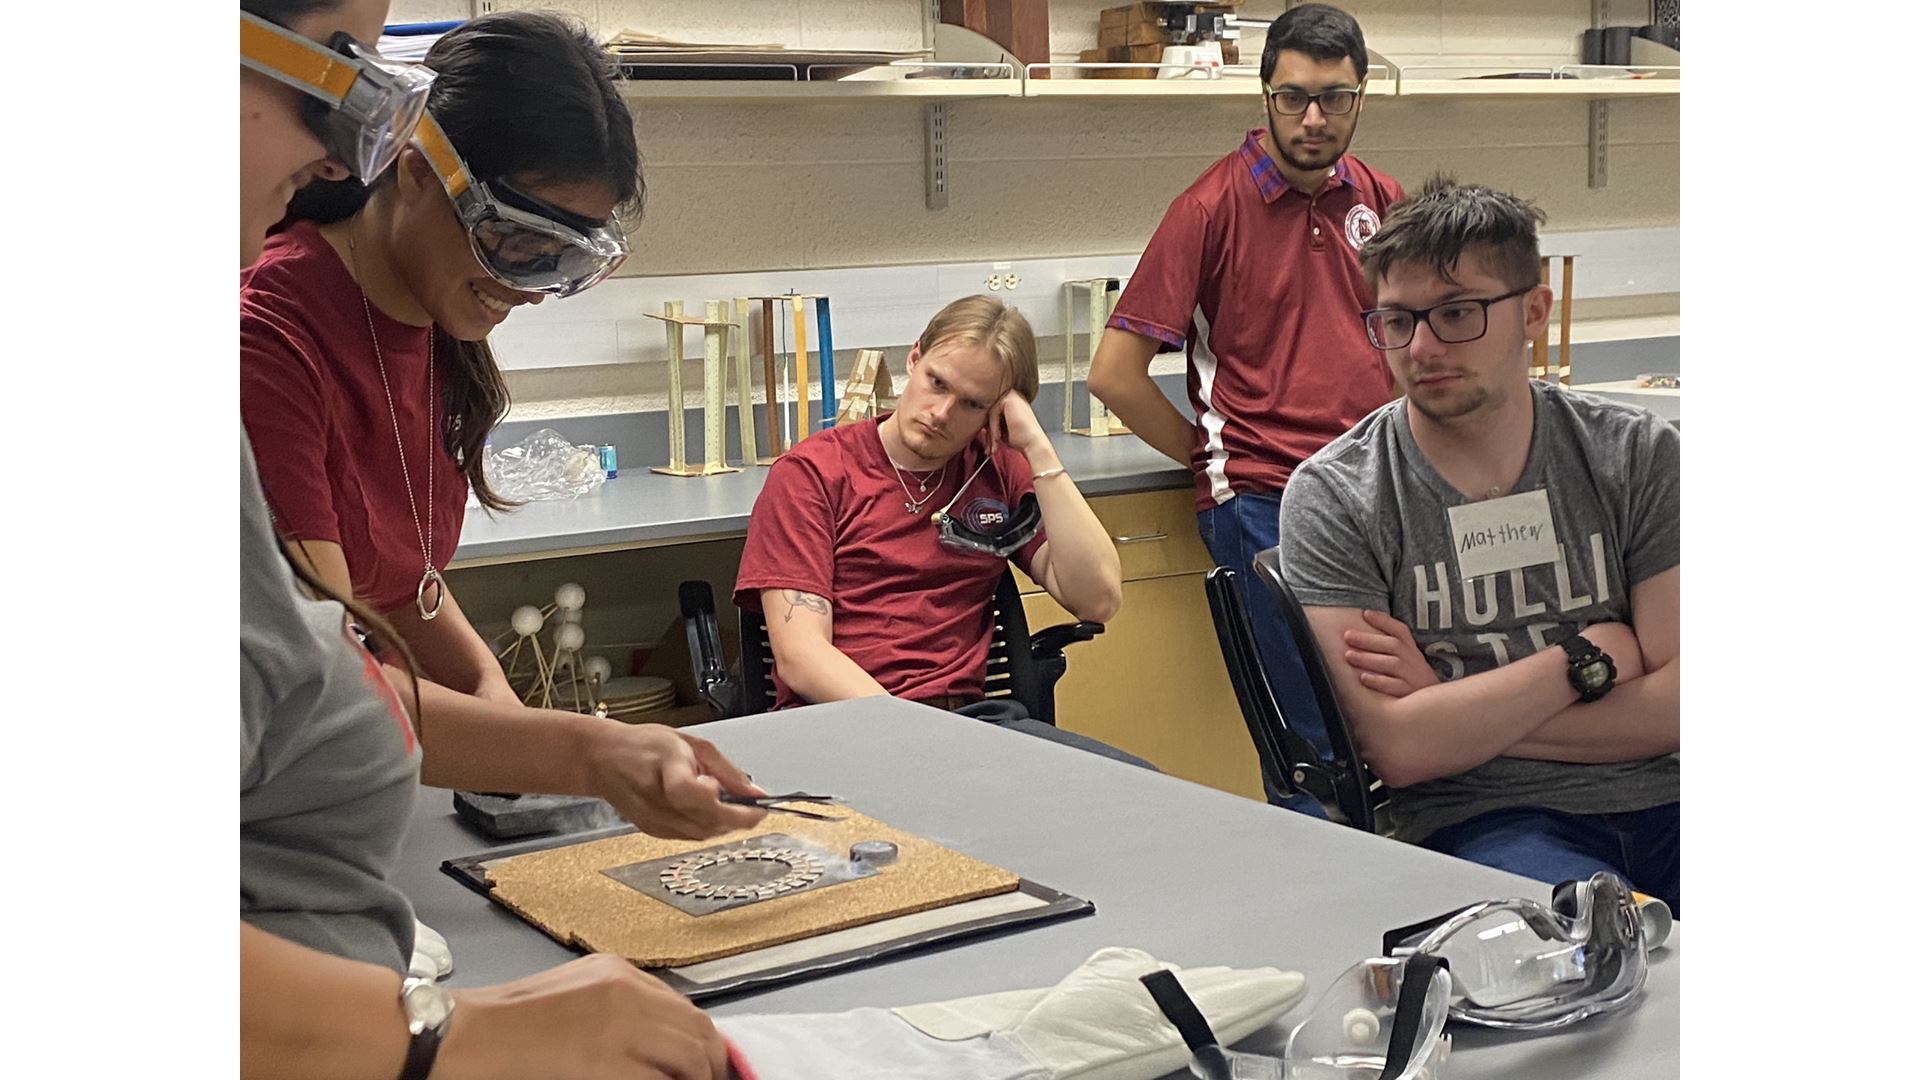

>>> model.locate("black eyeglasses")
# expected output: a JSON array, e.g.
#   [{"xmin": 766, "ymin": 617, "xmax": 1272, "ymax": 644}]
[
  {"xmin": 1265, "ymin": 86, "xmax": 1360, "ymax": 116},
  {"xmin": 1360, "ymin": 285, "xmax": 1535, "ymax": 350}
]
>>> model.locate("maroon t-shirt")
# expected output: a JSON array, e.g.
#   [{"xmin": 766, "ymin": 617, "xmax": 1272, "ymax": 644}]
[
  {"xmin": 241, "ymin": 221, "xmax": 468, "ymax": 615},
  {"xmin": 733, "ymin": 417, "xmax": 1047, "ymax": 708},
  {"xmin": 1109, "ymin": 129, "xmax": 1403, "ymax": 511}
]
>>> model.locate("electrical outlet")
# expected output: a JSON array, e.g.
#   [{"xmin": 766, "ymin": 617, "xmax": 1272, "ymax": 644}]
[
  {"xmin": 986, "ymin": 274, "xmax": 1003, "ymax": 291},
  {"xmin": 1004, "ymin": 272, "xmax": 1021, "ymax": 290}
]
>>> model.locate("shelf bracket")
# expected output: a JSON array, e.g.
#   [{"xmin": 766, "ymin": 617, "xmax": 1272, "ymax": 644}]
[
  {"xmin": 924, "ymin": 102, "xmax": 950, "ymax": 211},
  {"xmin": 1587, "ymin": 0, "xmax": 1613, "ymax": 189},
  {"xmin": 1588, "ymin": 99, "xmax": 1610, "ymax": 188}
]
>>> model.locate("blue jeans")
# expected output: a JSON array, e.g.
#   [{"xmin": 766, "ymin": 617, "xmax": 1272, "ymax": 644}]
[
  {"xmin": 1197, "ymin": 489, "xmax": 1329, "ymax": 818},
  {"xmin": 1422, "ymin": 803, "xmax": 1681, "ymax": 917}
]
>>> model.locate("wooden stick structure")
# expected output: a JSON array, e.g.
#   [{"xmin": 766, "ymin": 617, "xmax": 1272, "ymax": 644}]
[
  {"xmin": 1531, "ymin": 255, "xmax": 1577, "ymax": 386},
  {"xmin": 814, "ymin": 296, "xmax": 837, "ymax": 427},
  {"xmin": 731, "ymin": 297, "xmax": 769, "ymax": 465},
  {"xmin": 644, "ymin": 301, "xmax": 742, "ymax": 478},
  {"xmin": 748, "ymin": 293, "xmax": 835, "ymax": 451},
  {"xmin": 835, "ymin": 349, "xmax": 898, "ymax": 425},
  {"xmin": 1061, "ymin": 277, "xmax": 1133, "ymax": 437},
  {"xmin": 789, "ymin": 294, "xmax": 813, "ymax": 440},
  {"xmin": 758, "ymin": 297, "xmax": 783, "ymax": 457}
]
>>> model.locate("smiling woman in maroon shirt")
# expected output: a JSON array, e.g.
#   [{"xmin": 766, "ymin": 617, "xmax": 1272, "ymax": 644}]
[{"xmin": 242, "ymin": 12, "xmax": 639, "ymax": 705}]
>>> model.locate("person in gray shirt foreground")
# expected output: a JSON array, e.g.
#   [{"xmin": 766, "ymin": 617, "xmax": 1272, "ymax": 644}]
[{"xmin": 1278, "ymin": 178, "xmax": 1679, "ymax": 913}]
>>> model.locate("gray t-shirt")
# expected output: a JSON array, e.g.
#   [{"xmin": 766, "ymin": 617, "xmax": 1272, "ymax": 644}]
[
  {"xmin": 1279, "ymin": 382, "xmax": 1679, "ymax": 844},
  {"xmin": 241, "ymin": 434, "xmax": 419, "ymax": 970}
]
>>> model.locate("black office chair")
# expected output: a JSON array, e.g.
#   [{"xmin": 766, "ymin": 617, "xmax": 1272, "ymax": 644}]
[
  {"xmin": 1203, "ymin": 549, "xmax": 1388, "ymax": 832},
  {"xmin": 702, "ymin": 570, "xmax": 1101, "ymax": 725}
]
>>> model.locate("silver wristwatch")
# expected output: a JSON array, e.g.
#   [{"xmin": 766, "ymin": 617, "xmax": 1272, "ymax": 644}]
[{"xmin": 398, "ymin": 976, "xmax": 455, "ymax": 1080}]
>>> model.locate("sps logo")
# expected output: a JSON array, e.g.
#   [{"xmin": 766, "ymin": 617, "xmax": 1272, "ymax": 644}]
[
  {"xmin": 962, "ymin": 498, "xmax": 1009, "ymax": 531},
  {"xmin": 1345, "ymin": 204, "xmax": 1381, "ymax": 251}
]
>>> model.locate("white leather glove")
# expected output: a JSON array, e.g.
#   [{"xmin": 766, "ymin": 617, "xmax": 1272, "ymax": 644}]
[
  {"xmin": 408, "ymin": 918, "xmax": 453, "ymax": 980},
  {"xmin": 719, "ymin": 947, "xmax": 1306, "ymax": 1080}
]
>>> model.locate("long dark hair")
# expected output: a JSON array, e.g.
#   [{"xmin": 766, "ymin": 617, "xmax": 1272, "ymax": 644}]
[{"xmin": 285, "ymin": 10, "xmax": 645, "ymax": 511}]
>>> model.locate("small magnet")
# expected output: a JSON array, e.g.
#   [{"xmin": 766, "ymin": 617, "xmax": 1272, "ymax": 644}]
[{"xmin": 850, "ymin": 840, "xmax": 899, "ymax": 867}]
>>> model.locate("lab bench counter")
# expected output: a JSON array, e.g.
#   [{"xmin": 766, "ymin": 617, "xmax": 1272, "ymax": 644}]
[{"xmin": 451, "ymin": 433, "xmax": 1190, "ymax": 567}]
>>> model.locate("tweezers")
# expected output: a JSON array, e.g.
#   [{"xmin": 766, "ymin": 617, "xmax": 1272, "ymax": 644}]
[{"xmin": 720, "ymin": 791, "xmax": 844, "ymax": 820}]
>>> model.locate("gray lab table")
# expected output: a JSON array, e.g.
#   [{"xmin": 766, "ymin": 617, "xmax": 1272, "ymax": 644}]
[{"xmin": 395, "ymin": 698, "xmax": 1679, "ymax": 1078}]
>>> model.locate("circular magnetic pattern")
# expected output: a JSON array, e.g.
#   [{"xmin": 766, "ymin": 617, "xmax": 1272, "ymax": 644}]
[{"xmin": 658, "ymin": 845, "xmax": 825, "ymax": 901}]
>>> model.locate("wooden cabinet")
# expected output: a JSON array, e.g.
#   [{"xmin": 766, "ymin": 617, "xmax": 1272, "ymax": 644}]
[{"xmin": 1016, "ymin": 488, "xmax": 1264, "ymax": 801}]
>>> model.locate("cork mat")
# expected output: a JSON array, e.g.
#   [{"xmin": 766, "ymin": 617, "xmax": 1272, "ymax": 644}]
[{"xmin": 483, "ymin": 806, "xmax": 1021, "ymax": 967}]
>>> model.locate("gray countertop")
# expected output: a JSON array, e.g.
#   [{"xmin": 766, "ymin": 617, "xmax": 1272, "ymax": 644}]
[
  {"xmin": 454, "ymin": 378, "xmax": 1676, "ymax": 566},
  {"xmin": 396, "ymin": 698, "xmax": 1678, "ymax": 1078},
  {"xmin": 452, "ymin": 431, "xmax": 1190, "ymax": 565}
]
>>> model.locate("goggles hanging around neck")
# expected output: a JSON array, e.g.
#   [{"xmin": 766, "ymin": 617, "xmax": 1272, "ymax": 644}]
[
  {"xmin": 410, "ymin": 111, "xmax": 631, "ymax": 298},
  {"xmin": 1383, "ymin": 871, "xmax": 1669, "ymax": 1032},
  {"xmin": 930, "ymin": 454, "xmax": 1044, "ymax": 558},
  {"xmin": 1144, "ymin": 954, "xmax": 1453, "ymax": 1080},
  {"xmin": 240, "ymin": 11, "xmax": 435, "ymax": 183}
]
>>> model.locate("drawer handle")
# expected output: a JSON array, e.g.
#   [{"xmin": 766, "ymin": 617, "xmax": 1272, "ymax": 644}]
[{"xmin": 1112, "ymin": 532, "xmax": 1168, "ymax": 545}]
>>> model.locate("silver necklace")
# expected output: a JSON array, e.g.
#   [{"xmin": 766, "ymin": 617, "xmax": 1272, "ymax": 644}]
[
  {"xmin": 348, "ymin": 228, "xmax": 446, "ymax": 621},
  {"xmin": 888, "ymin": 457, "xmax": 948, "ymax": 514},
  {"xmin": 881, "ymin": 418, "xmax": 948, "ymax": 514}
]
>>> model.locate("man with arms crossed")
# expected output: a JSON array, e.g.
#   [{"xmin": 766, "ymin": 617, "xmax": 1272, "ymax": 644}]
[{"xmin": 1279, "ymin": 179, "xmax": 1679, "ymax": 911}]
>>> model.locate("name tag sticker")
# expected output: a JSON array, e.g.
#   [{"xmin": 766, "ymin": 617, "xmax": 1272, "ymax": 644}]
[{"xmin": 1447, "ymin": 490, "xmax": 1560, "ymax": 580}]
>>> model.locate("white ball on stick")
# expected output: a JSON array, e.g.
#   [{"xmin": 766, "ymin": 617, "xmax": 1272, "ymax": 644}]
[{"xmin": 510, "ymin": 605, "xmax": 546, "ymax": 637}]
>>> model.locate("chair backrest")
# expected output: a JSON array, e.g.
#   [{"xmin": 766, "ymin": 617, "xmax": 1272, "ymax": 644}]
[
  {"xmin": 1203, "ymin": 565, "xmax": 1299, "ymax": 801},
  {"xmin": 1250, "ymin": 547, "xmax": 1388, "ymax": 829},
  {"xmin": 736, "ymin": 570, "xmax": 1039, "ymax": 716}
]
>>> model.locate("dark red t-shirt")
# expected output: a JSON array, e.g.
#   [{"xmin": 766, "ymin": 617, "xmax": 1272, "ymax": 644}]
[
  {"xmin": 733, "ymin": 417, "xmax": 1046, "ymax": 708},
  {"xmin": 241, "ymin": 221, "xmax": 468, "ymax": 615},
  {"xmin": 1109, "ymin": 130, "xmax": 1403, "ymax": 512}
]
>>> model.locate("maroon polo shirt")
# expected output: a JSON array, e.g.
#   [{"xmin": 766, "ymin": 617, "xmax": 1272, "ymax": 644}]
[
  {"xmin": 1109, "ymin": 129, "xmax": 1403, "ymax": 511},
  {"xmin": 242, "ymin": 221, "xmax": 470, "ymax": 615},
  {"xmin": 734, "ymin": 417, "xmax": 1046, "ymax": 708}
]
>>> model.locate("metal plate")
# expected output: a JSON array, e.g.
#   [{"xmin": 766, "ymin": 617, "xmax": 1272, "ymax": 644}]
[{"xmin": 602, "ymin": 833, "xmax": 883, "ymax": 916}]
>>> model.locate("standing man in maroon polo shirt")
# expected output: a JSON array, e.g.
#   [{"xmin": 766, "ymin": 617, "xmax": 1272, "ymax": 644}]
[
  {"xmin": 735, "ymin": 296, "xmax": 1146, "ymax": 764},
  {"xmin": 1087, "ymin": 3, "xmax": 1402, "ymax": 813}
]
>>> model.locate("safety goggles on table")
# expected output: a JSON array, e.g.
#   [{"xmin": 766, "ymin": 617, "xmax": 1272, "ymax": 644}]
[
  {"xmin": 411, "ymin": 112, "xmax": 631, "ymax": 297},
  {"xmin": 1383, "ymin": 871, "xmax": 1672, "ymax": 1032},
  {"xmin": 1147, "ymin": 954, "xmax": 1454, "ymax": 1080},
  {"xmin": 240, "ymin": 11, "xmax": 436, "ymax": 183}
]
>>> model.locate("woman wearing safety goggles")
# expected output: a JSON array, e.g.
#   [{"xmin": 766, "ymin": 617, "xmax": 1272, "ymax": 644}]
[
  {"xmin": 241, "ymin": 5, "xmax": 754, "ymax": 1079},
  {"xmin": 241, "ymin": 13, "xmax": 654, "ymax": 738}
]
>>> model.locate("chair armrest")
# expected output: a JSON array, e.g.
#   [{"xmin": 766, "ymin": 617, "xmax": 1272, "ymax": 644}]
[{"xmin": 1029, "ymin": 621, "xmax": 1104, "ymax": 659}]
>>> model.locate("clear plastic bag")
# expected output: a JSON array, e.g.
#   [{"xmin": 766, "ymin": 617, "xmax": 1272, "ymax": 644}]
[{"xmin": 485, "ymin": 428, "xmax": 607, "ymax": 502}]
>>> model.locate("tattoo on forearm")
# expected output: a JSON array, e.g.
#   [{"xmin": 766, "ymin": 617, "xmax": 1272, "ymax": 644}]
[{"xmin": 783, "ymin": 590, "xmax": 830, "ymax": 623}]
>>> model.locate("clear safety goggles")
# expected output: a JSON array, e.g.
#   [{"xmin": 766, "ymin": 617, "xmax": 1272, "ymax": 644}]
[
  {"xmin": 1146, "ymin": 954, "xmax": 1454, "ymax": 1080},
  {"xmin": 1383, "ymin": 872, "xmax": 1672, "ymax": 1032},
  {"xmin": 930, "ymin": 457, "xmax": 1044, "ymax": 558},
  {"xmin": 240, "ymin": 11, "xmax": 435, "ymax": 183},
  {"xmin": 411, "ymin": 112, "xmax": 631, "ymax": 297}
]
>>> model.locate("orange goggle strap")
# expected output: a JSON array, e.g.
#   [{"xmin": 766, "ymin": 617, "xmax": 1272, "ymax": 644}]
[
  {"xmin": 411, "ymin": 110, "xmax": 473, "ymax": 202},
  {"xmin": 240, "ymin": 11, "xmax": 361, "ymax": 107}
]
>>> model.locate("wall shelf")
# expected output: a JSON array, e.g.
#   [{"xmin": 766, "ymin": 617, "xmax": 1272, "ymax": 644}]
[
  {"xmin": 615, "ymin": 70, "xmax": 1676, "ymax": 104},
  {"xmin": 617, "ymin": 78, "xmax": 1020, "ymax": 103}
]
